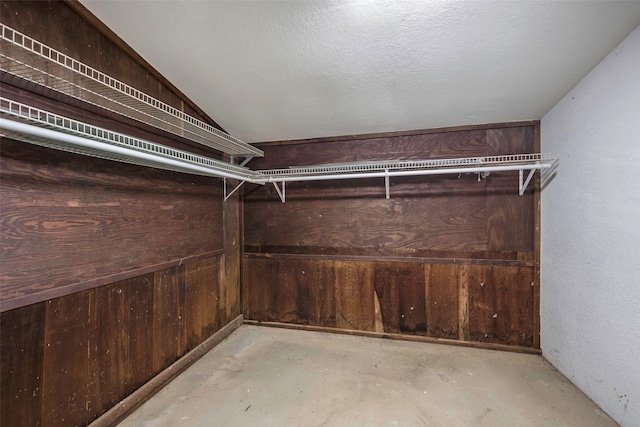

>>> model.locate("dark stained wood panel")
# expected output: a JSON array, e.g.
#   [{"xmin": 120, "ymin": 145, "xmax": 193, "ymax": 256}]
[
  {"xmin": 469, "ymin": 266, "xmax": 534, "ymax": 346},
  {"xmin": 89, "ymin": 274, "xmax": 155, "ymax": 422},
  {"xmin": 42, "ymin": 290, "xmax": 98, "ymax": 427},
  {"xmin": 245, "ymin": 130, "xmax": 492, "ymax": 252},
  {"xmin": 243, "ymin": 257, "xmax": 337, "ymax": 327},
  {"xmin": 152, "ymin": 267, "xmax": 187, "ymax": 372},
  {"xmin": 184, "ymin": 258, "xmax": 220, "ymax": 350},
  {"xmin": 1, "ymin": 254, "xmax": 231, "ymax": 426},
  {"xmin": 249, "ymin": 130, "xmax": 487, "ymax": 170},
  {"xmin": 300, "ymin": 259, "xmax": 336, "ymax": 327},
  {"xmin": 486, "ymin": 127, "xmax": 535, "ymax": 251},
  {"xmin": 0, "ymin": 302, "xmax": 46, "ymax": 427},
  {"xmin": 424, "ymin": 264, "xmax": 459, "ymax": 339},
  {"xmin": 244, "ymin": 124, "xmax": 538, "ymax": 350},
  {"xmin": 0, "ymin": 138, "xmax": 223, "ymax": 304},
  {"xmin": 223, "ymin": 185, "xmax": 242, "ymax": 322},
  {"xmin": 373, "ymin": 262, "xmax": 426, "ymax": 334},
  {"xmin": 246, "ymin": 181, "xmax": 488, "ymax": 251},
  {"xmin": 1, "ymin": 2, "xmax": 241, "ymax": 425},
  {"xmin": 242, "ymin": 258, "xmax": 289, "ymax": 323},
  {"xmin": 334, "ymin": 261, "xmax": 375, "ymax": 331}
]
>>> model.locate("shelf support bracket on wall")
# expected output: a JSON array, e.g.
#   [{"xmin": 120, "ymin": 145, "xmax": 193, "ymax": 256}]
[
  {"xmin": 384, "ymin": 169, "xmax": 390, "ymax": 199},
  {"xmin": 239, "ymin": 156, "xmax": 254, "ymax": 167},
  {"xmin": 223, "ymin": 178, "xmax": 245, "ymax": 201},
  {"xmin": 519, "ymin": 168, "xmax": 536, "ymax": 196},
  {"xmin": 273, "ymin": 181, "xmax": 286, "ymax": 203}
]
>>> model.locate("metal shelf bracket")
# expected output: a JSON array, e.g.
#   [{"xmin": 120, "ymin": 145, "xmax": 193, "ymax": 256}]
[
  {"xmin": 519, "ymin": 168, "xmax": 537, "ymax": 196},
  {"xmin": 223, "ymin": 178, "xmax": 246, "ymax": 201},
  {"xmin": 384, "ymin": 169, "xmax": 390, "ymax": 199},
  {"xmin": 272, "ymin": 181, "xmax": 286, "ymax": 203}
]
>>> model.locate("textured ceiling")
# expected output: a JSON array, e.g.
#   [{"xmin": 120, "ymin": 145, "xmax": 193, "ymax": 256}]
[{"xmin": 80, "ymin": 1, "xmax": 640, "ymax": 143}]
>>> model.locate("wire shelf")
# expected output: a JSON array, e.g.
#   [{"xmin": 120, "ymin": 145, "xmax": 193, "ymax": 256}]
[
  {"xmin": 0, "ymin": 23, "xmax": 262, "ymax": 158},
  {"xmin": 0, "ymin": 97, "xmax": 254, "ymax": 180},
  {"xmin": 255, "ymin": 153, "xmax": 555, "ymax": 179}
]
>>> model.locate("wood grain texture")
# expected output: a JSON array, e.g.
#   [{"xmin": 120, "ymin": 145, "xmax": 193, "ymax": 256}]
[
  {"xmin": 294, "ymin": 259, "xmax": 336, "ymax": 327},
  {"xmin": 1, "ymin": 255, "xmax": 230, "ymax": 426},
  {"xmin": 252, "ymin": 121, "xmax": 539, "ymax": 148},
  {"xmin": 457, "ymin": 264, "xmax": 471, "ymax": 341},
  {"xmin": 244, "ymin": 124, "xmax": 537, "ymax": 350},
  {"xmin": 334, "ymin": 261, "xmax": 375, "ymax": 331},
  {"xmin": 152, "ymin": 267, "xmax": 187, "ymax": 372},
  {"xmin": 469, "ymin": 266, "xmax": 534, "ymax": 346},
  {"xmin": 0, "ymin": 138, "xmax": 223, "ymax": 305},
  {"xmin": 373, "ymin": 262, "xmax": 426, "ymax": 334},
  {"xmin": 424, "ymin": 264, "xmax": 459, "ymax": 339},
  {"xmin": 42, "ymin": 290, "xmax": 98, "ymax": 427},
  {"xmin": 90, "ymin": 275, "xmax": 155, "ymax": 421},
  {"xmin": 486, "ymin": 127, "xmax": 535, "ymax": 251},
  {"xmin": 246, "ymin": 126, "xmax": 535, "ymax": 254},
  {"xmin": 223, "ymin": 183, "xmax": 242, "ymax": 322},
  {"xmin": 0, "ymin": 2, "xmax": 241, "ymax": 425},
  {"xmin": 0, "ymin": 302, "xmax": 46, "ymax": 427},
  {"xmin": 184, "ymin": 258, "xmax": 220, "ymax": 350}
]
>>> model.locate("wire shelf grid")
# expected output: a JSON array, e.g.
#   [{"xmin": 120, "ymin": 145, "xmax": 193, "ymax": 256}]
[
  {"xmin": 255, "ymin": 153, "xmax": 554, "ymax": 179},
  {"xmin": 0, "ymin": 23, "xmax": 262, "ymax": 158},
  {"xmin": 0, "ymin": 97, "xmax": 254, "ymax": 179}
]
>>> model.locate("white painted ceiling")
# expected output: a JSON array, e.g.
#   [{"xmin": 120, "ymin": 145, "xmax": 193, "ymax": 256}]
[{"xmin": 80, "ymin": 1, "xmax": 640, "ymax": 143}]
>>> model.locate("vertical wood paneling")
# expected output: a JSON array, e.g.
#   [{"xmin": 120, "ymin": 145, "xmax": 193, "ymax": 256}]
[
  {"xmin": 533, "ymin": 125, "xmax": 542, "ymax": 349},
  {"xmin": 223, "ymin": 184, "xmax": 242, "ymax": 321},
  {"xmin": 152, "ymin": 267, "xmax": 186, "ymax": 372},
  {"xmin": 424, "ymin": 264, "xmax": 459, "ymax": 339},
  {"xmin": 90, "ymin": 274, "xmax": 154, "ymax": 421},
  {"xmin": 1, "ymin": 254, "xmax": 228, "ymax": 426},
  {"xmin": 0, "ymin": 302, "xmax": 46, "ymax": 427},
  {"xmin": 374, "ymin": 262, "xmax": 426, "ymax": 334},
  {"xmin": 184, "ymin": 258, "xmax": 219, "ymax": 350},
  {"xmin": 457, "ymin": 265, "xmax": 471, "ymax": 341},
  {"xmin": 1, "ymin": 2, "xmax": 240, "ymax": 425},
  {"xmin": 243, "ymin": 258, "xmax": 272, "ymax": 322},
  {"xmin": 244, "ymin": 124, "xmax": 538, "ymax": 350},
  {"xmin": 42, "ymin": 291, "xmax": 98, "ymax": 427},
  {"xmin": 469, "ymin": 266, "xmax": 534, "ymax": 346},
  {"xmin": 334, "ymin": 261, "xmax": 375, "ymax": 331},
  {"xmin": 304, "ymin": 260, "xmax": 336, "ymax": 327}
]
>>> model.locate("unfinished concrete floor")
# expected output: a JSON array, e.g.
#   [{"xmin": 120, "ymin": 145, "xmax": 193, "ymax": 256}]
[{"xmin": 118, "ymin": 325, "xmax": 615, "ymax": 426}]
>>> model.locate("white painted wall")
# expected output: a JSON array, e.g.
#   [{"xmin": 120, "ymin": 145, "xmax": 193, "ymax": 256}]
[{"xmin": 541, "ymin": 26, "xmax": 640, "ymax": 427}]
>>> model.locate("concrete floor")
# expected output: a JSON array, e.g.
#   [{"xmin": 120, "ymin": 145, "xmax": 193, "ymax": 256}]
[{"xmin": 118, "ymin": 325, "xmax": 616, "ymax": 427}]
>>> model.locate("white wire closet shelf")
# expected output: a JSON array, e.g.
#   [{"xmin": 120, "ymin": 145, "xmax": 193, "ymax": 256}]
[
  {"xmin": 0, "ymin": 23, "xmax": 263, "ymax": 159},
  {"xmin": 0, "ymin": 95, "xmax": 558, "ymax": 203},
  {"xmin": 254, "ymin": 153, "xmax": 559, "ymax": 202},
  {"xmin": 0, "ymin": 97, "xmax": 254, "ymax": 181},
  {"xmin": 0, "ymin": 25, "xmax": 558, "ymax": 202}
]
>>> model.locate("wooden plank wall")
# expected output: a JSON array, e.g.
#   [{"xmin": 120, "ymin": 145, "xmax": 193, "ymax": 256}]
[
  {"xmin": 244, "ymin": 125, "xmax": 538, "ymax": 350},
  {"xmin": 1, "ymin": 2, "xmax": 241, "ymax": 426}
]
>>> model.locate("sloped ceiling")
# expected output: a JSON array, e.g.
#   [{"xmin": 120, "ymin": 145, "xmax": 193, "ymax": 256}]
[{"xmin": 80, "ymin": 1, "xmax": 640, "ymax": 143}]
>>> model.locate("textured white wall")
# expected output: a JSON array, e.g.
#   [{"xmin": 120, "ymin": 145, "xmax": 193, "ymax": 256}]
[{"xmin": 541, "ymin": 26, "xmax": 640, "ymax": 427}]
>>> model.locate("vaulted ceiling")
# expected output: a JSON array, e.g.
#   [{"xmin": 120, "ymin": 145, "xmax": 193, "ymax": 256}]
[{"xmin": 80, "ymin": 1, "xmax": 640, "ymax": 143}]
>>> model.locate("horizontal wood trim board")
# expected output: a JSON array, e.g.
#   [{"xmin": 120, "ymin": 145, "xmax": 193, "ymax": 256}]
[
  {"xmin": 0, "ymin": 249, "xmax": 224, "ymax": 313},
  {"xmin": 244, "ymin": 320, "xmax": 541, "ymax": 355},
  {"xmin": 244, "ymin": 246, "xmax": 531, "ymax": 260},
  {"xmin": 244, "ymin": 252, "xmax": 534, "ymax": 267},
  {"xmin": 253, "ymin": 120, "xmax": 540, "ymax": 147},
  {"xmin": 88, "ymin": 315, "xmax": 244, "ymax": 427}
]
